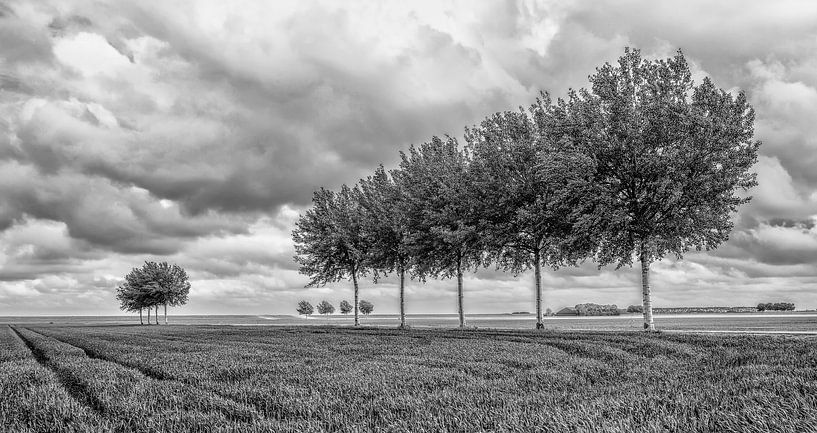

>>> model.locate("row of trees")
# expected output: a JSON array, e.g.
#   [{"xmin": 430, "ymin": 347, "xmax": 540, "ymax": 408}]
[
  {"xmin": 116, "ymin": 261, "xmax": 191, "ymax": 324},
  {"xmin": 293, "ymin": 48, "xmax": 759, "ymax": 331},
  {"xmin": 296, "ymin": 300, "xmax": 374, "ymax": 317}
]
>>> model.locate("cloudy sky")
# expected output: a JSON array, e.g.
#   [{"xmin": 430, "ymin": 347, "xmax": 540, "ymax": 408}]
[{"xmin": 1, "ymin": 0, "xmax": 816, "ymax": 316}]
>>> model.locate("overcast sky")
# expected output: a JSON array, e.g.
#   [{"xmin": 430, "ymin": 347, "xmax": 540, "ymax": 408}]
[{"xmin": 1, "ymin": 0, "xmax": 816, "ymax": 316}]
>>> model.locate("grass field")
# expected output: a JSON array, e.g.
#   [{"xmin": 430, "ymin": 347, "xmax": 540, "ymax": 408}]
[{"xmin": 2, "ymin": 325, "xmax": 816, "ymax": 432}]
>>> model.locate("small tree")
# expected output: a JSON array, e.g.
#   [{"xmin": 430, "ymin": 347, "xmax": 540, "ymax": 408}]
[
  {"xmin": 339, "ymin": 300, "xmax": 353, "ymax": 315},
  {"xmin": 297, "ymin": 300, "xmax": 314, "ymax": 317},
  {"xmin": 317, "ymin": 300, "xmax": 335, "ymax": 316},
  {"xmin": 359, "ymin": 300, "xmax": 374, "ymax": 316}
]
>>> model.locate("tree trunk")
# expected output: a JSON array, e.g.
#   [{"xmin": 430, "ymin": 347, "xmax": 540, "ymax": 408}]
[
  {"xmin": 457, "ymin": 258, "xmax": 465, "ymax": 328},
  {"xmin": 147, "ymin": 307, "xmax": 151, "ymax": 325},
  {"xmin": 139, "ymin": 308, "xmax": 143, "ymax": 325},
  {"xmin": 640, "ymin": 253, "xmax": 656, "ymax": 331},
  {"xmin": 399, "ymin": 267, "xmax": 406, "ymax": 328},
  {"xmin": 155, "ymin": 305, "xmax": 159, "ymax": 325},
  {"xmin": 352, "ymin": 269, "xmax": 360, "ymax": 327},
  {"xmin": 534, "ymin": 249, "xmax": 544, "ymax": 330},
  {"xmin": 164, "ymin": 304, "xmax": 167, "ymax": 325}
]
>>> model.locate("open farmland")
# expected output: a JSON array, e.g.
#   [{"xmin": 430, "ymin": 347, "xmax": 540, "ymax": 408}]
[{"xmin": 2, "ymin": 325, "xmax": 816, "ymax": 432}]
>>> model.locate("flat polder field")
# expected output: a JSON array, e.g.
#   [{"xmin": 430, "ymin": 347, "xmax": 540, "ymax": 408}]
[{"xmin": 2, "ymin": 324, "xmax": 816, "ymax": 432}]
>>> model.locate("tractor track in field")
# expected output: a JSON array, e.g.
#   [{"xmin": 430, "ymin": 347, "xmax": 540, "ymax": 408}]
[
  {"xmin": 9, "ymin": 326, "xmax": 110, "ymax": 420},
  {"xmin": 27, "ymin": 328, "xmax": 291, "ymax": 423}
]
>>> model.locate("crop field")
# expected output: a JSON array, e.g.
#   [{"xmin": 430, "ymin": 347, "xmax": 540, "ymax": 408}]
[{"xmin": 1, "ymin": 325, "xmax": 816, "ymax": 432}]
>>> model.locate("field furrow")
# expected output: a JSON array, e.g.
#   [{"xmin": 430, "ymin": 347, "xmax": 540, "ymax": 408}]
[
  {"xmin": 13, "ymin": 327, "xmax": 292, "ymax": 432},
  {"xmin": 1, "ymin": 326, "xmax": 111, "ymax": 433}
]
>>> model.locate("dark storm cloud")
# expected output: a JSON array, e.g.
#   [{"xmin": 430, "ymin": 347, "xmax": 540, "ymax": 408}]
[{"xmin": 1, "ymin": 0, "xmax": 816, "ymax": 314}]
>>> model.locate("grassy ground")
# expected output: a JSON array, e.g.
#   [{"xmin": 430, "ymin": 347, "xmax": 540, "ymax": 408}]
[{"xmin": 1, "ymin": 325, "xmax": 815, "ymax": 432}]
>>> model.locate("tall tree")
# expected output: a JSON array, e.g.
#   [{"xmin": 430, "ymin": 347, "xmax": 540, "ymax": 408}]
[
  {"xmin": 358, "ymin": 165, "xmax": 411, "ymax": 328},
  {"xmin": 467, "ymin": 100, "xmax": 597, "ymax": 329},
  {"xmin": 555, "ymin": 48, "xmax": 759, "ymax": 331},
  {"xmin": 293, "ymin": 185, "xmax": 369, "ymax": 326},
  {"xmin": 394, "ymin": 136, "xmax": 482, "ymax": 328}
]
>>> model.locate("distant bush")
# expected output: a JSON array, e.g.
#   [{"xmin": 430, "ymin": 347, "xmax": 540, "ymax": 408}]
[
  {"xmin": 575, "ymin": 303, "xmax": 620, "ymax": 316},
  {"xmin": 627, "ymin": 305, "xmax": 643, "ymax": 313},
  {"xmin": 359, "ymin": 300, "xmax": 374, "ymax": 315},
  {"xmin": 317, "ymin": 300, "xmax": 335, "ymax": 315},
  {"xmin": 757, "ymin": 302, "xmax": 795, "ymax": 312},
  {"xmin": 297, "ymin": 300, "xmax": 314, "ymax": 317}
]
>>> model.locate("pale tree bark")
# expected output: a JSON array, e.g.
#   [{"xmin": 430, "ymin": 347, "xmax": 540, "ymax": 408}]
[
  {"xmin": 534, "ymin": 249, "xmax": 544, "ymax": 330},
  {"xmin": 399, "ymin": 267, "xmax": 406, "ymax": 328},
  {"xmin": 164, "ymin": 304, "xmax": 168, "ymax": 325},
  {"xmin": 352, "ymin": 269, "xmax": 360, "ymax": 327},
  {"xmin": 155, "ymin": 305, "xmax": 159, "ymax": 325},
  {"xmin": 457, "ymin": 256, "xmax": 465, "ymax": 328},
  {"xmin": 640, "ymin": 252, "xmax": 656, "ymax": 331},
  {"xmin": 139, "ymin": 308, "xmax": 143, "ymax": 325}
]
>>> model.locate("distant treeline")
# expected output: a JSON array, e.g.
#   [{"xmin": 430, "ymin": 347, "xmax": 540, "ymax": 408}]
[
  {"xmin": 626, "ymin": 305, "xmax": 787, "ymax": 314},
  {"xmin": 757, "ymin": 302, "xmax": 795, "ymax": 311}
]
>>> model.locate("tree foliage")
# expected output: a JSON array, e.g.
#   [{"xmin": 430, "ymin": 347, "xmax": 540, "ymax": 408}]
[{"xmin": 339, "ymin": 300, "xmax": 353, "ymax": 315}]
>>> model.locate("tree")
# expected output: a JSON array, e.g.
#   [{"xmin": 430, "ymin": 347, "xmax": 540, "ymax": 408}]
[
  {"xmin": 467, "ymin": 100, "xmax": 597, "ymax": 330},
  {"xmin": 555, "ymin": 48, "xmax": 759, "ymax": 331},
  {"xmin": 339, "ymin": 300, "xmax": 353, "ymax": 315},
  {"xmin": 395, "ymin": 136, "xmax": 483, "ymax": 328},
  {"xmin": 359, "ymin": 300, "xmax": 374, "ymax": 316},
  {"xmin": 117, "ymin": 261, "xmax": 191, "ymax": 325},
  {"xmin": 293, "ymin": 186, "xmax": 370, "ymax": 326},
  {"xmin": 317, "ymin": 300, "xmax": 335, "ymax": 316},
  {"xmin": 297, "ymin": 300, "xmax": 314, "ymax": 317},
  {"xmin": 358, "ymin": 165, "xmax": 412, "ymax": 328}
]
